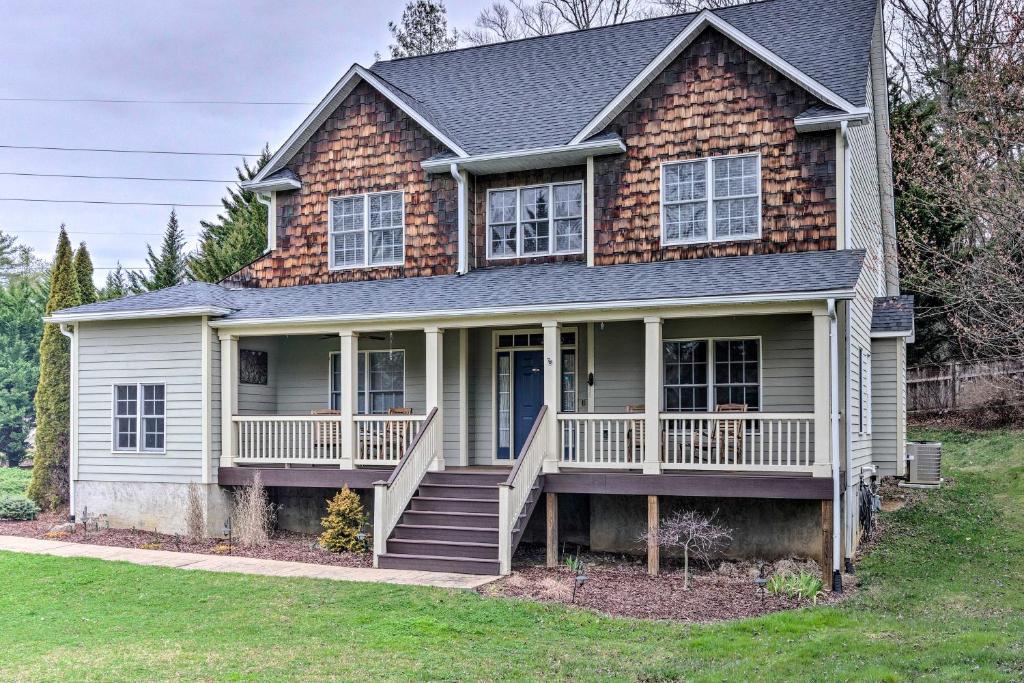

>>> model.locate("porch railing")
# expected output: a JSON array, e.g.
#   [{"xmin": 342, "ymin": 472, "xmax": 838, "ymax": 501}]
[
  {"xmin": 498, "ymin": 406, "xmax": 549, "ymax": 574},
  {"xmin": 659, "ymin": 413, "xmax": 815, "ymax": 471},
  {"xmin": 557, "ymin": 413, "xmax": 645, "ymax": 468},
  {"xmin": 231, "ymin": 414, "xmax": 424, "ymax": 465},
  {"xmin": 373, "ymin": 408, "xmax": 440, "ymax": 565}
]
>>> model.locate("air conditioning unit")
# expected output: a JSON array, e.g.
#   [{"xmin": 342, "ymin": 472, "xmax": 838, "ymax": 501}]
[{"xmin": 906, "ymin": 441, "xmax": 942, "ymax": 486}]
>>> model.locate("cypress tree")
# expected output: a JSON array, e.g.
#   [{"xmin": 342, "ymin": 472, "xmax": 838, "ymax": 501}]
[
  {"xmin": 73, "ymin": 242, "xmax": 97, "ymax": 305},
  {"xmin": 129, "ymin": 209, "xmax": 190, "ymax": 293},
  {"xmin": 190, "ymin": 149, "xmax": 271, "ymax": 283},
  {"xmin": 28, "ymin": 227, "xmax": 81, "ymax": 510}
]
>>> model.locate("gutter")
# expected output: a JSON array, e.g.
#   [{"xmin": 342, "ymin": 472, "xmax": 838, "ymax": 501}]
[
  {"xmin": 794, "ymin": 108, "xmax": 871, "ymax": 133},
  {"xmin": 255, "ymin": 192, "xmax": 276, "ymax": 254},
  {"xmin": 422, "ymin": 137, "xmax": 626, "ymax": 175},
  {"xmin": 46, "ymin": 305, "xmax": 234, "ymax": 324},
  {"xmin": 449, "ymin": 163, "xmax": 469, "ymax": 275}
]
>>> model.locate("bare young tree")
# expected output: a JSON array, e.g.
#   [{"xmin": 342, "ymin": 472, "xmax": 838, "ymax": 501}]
[{"xmin": 639, "ymin": 509, "xmax": 732, "ymax": 589}]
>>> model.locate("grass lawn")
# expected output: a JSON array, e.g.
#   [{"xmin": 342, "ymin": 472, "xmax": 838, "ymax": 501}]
[
  {"xmin": 0, "ymin": 467, "xmax": 30, "ymax": 497},
  {"xmin": 1, "ymin": 429, "xmax": 1022, "ymax": 682}
]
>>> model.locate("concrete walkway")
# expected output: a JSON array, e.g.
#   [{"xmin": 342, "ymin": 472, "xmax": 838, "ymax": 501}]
[{"xmin": 0, "ymin": 535, "xmax": 497, "ymax": 589}]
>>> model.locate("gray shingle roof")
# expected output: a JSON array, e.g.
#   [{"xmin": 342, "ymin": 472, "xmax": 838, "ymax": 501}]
[
  {"xmin": 52, "ymin": 250, "xmax": 865, "ymax": 323},
  {"xmin": 369, "ymin": 0, "xmax": 876, "ymax": 155},
  {"xmin": 872, "ymin": 295, "xmax": 915, "ymax": 334}
]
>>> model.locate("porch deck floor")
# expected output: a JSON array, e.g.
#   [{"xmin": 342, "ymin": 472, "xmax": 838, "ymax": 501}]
[{"xmin": 0, "ymin": 536, "xmax": 498, "ymax": 589}]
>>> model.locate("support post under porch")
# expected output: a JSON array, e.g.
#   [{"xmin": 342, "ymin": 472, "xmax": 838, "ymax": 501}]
[
  {"xmin": 219, "ymin": 334, "xmax": 238, "ymax": 468},
  {"xmin": 647, "ymin": 494, "xmax": 659, "ymax": 576},
  {"xmin": 546, "ymin": 492, "xmax": 558, "ymax": 568}
]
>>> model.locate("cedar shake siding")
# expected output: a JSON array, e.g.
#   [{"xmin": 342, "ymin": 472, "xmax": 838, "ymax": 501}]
[
  {"xmin": 227, "ymin": 81, "xmax": 458, "ymax": 288},
  {"xmin": 592, "ymin": 28, "xmax": 837, "ymax": 265},
  {"xmin": 470, "ymin": 165, "xmax": 587, "ymax": 268}
]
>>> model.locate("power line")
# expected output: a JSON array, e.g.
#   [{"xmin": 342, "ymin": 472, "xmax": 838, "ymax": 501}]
[
  {"xmin": 0, "ymin": 97, "xmax": 312, "ymax": 106},
  {"xmin": 0, "ymin": 171, "xmax": 237, "ymax": 183},
  {"xmin": 0, "ymin": 144, "xmax": 259, "ymax": 157},
  {"xmin": 0, "ymin": 197, "xmax": 220, "ymax": 207},
  {"xmin": 13, "ymin": 229, "xmax": 201, "ymax": 237}
]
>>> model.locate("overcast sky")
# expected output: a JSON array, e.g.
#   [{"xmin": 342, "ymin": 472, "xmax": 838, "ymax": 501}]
[{"xmin": 0, "ymin": 1, "xmax": 483, "ymax": 283}]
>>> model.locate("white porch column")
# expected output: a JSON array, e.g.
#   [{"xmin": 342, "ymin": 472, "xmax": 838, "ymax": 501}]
[
  {"xmin": 812, "ymin": 310, "xmax": 834, "ymax": 477},
  {"xmin": 643, "ymin": 317, "xmax": 663, "ymax": 474},
  {"xmin": 425, "ymin": 326, "xmax": 445, "ymax": 470},
  {"xmin": 458, "ymin": 328, "xmax": 469, "ymax": 466},
  {"xmin": 542, "ymin": 320, "xmax": 561, "ymax": 473},
  {"xmin": 219, "ymin": 334, "xmax": 238, "ymax": 468},
  {"xmin": 339, "ymin": 330, "xmax": 358, "ymax": 469}
]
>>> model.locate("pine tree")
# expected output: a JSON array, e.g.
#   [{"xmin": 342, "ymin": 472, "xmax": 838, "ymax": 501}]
[
  {"xmin": 190, "ymin": 149, "xmax": 271, "ymax": 283},
  {"xmin": 129, "ymin": 209, "xmax": 190, "ymax": 293},
  {"xmin": 318, "ymin": 486, "xmax": 369, "ymax": 552},
  {"xmin": 28, "ymin": 227, "xmax": 81, "ymax": 510},
  {"xmin": 73, "ymin": 243, "xmax": 97, "ymax": 305},
  {"xmin": 99, "ymin": 263, "xmax": 129, "ymax": 301},
  {"xmin": 387, "ymin": 0, "xmax": 458, "ymax": 58},
  {"xmin": 0, "ymin": 277, "xmax": 46, "ymax": 467}
]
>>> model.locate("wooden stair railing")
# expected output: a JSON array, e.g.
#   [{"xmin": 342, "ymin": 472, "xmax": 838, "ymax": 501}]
[{"xmin": 497, "ymin": 406, "xmax": 549, "ymax": 575}]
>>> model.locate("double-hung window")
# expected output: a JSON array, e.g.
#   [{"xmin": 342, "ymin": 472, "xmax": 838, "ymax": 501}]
[
  {"xmin": 329, "ymin": 191, "xmax": 404, "ymax": 269},
  {"xmin": 113, "ymin": 383, "xmax": 165, "ymax": 453},
  {"xmin": 329, "ymin": 350, "xmax": 406, "ymax": 415},
  {"xmin": 662, "ymin": 154, "xmax": 761, "ymax": 245},
  {"xmin": 487, "ymin": 182, "xmax": 584, "ymax": 258},
  {"xmin": 663, "ymin": 338, "xmax": 761, "ymax": 412}
]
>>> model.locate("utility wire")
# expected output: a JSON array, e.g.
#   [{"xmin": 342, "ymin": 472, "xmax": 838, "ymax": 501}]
[
  {"xmin": 0, "ymin": 144, "xmax": 259, "ymax": 157},
  {"xmin": 0, "ymin": 171, "xmax": 237, "ymax": 183},
  {"xmin": 0, "ymin": 197, "xmax": 220, "ymax": 207},
  {"xmin": 0, "ymin": 97, "xmax": 312, "ymax": 105},
  {"xmin": 13, "ymin": 229, "xmax": 201, "ymax": 237}
]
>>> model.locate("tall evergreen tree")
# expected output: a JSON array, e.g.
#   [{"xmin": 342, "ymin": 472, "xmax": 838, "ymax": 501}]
[
  {"xmin": 99, "ymin": 263, "xmax": 129, "ymax": 301},
  {"xmin": 28, "ymin": 227, "xmax": 81, "ymax": 510},
  {"xmin": 0, "ymin": 277, "xmax": 46, "ymax": 467},
  {"xmin": 190, "ymin": 149, "xmax": 271, "ymax": 283},
  {"xmin": 129, "ymin": 209, "xmax": 190, "ymax": 293},
  {"xmin": 387, "ymin": 0, "xmax": 458, "ymax": 58},
  {"xmin": 73, "ymin": 242, "xmax": 97, "ymax": 305}
]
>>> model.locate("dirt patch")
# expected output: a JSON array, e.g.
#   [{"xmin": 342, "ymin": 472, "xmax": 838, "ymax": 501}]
[
  {"xmin": 0, "ymin": 511, "xmax": 371, "ymax": 568},
  {"xmin": 479, "ymin": 547, "xmax": 848, "ymax": 622}
]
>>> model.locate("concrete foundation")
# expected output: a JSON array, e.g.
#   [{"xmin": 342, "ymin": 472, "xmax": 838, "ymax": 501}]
[
  {"xmin": 74, "ymin": 480, "xmax": 230, "ymax": 537},
  {"xmin": 588, "ymin": 495, "xmax": 822, "ymax": 562},
  {"xmin": 267, "ymin": 487, "xmax": 373, "ymax": 535}
]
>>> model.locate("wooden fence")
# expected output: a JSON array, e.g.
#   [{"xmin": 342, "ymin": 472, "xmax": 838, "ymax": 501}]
[{"xmin": 908, "ymin": 358, "xmax": 1024, "ymax": 413}]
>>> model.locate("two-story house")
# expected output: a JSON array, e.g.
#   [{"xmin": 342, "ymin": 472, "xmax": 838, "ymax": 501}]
[{"xmin": 48, "ymin": 0, "xmax": 912, "ymax": 589}]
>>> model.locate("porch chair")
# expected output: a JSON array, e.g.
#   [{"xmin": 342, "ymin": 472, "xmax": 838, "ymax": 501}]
[
  {"xmin": 310, "ymin": 408, "xmax": 342, "ymax": 453},
  {"xmin": 624, "ymin": 404, "xmax": 645, "ymax": 464},
  {"xmin": 710, "ymin": 403, "xmax": 748, "ymax": 464}
]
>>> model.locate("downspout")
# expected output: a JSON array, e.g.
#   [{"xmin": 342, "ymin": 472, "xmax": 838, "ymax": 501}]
[
  {"xmin": 59, "ymin": 323, "xmax": 76, "ymax": 518},
  {"xmin": 828, "ymin": 299, "xmax": 842, "ymax": 592},
  {"xmin": 450, "ymin": 163, "xmax": 469, "ymax": 275},
  {"xmin": 841, "ymin": 121, "xmax": 855, "ymax": 573}
]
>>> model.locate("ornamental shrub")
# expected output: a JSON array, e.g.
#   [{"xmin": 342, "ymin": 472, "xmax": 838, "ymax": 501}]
[
  {"xmin": 0, "ymin": 495, "xmax": 40, "ymax": 521},
  {"xmin": 319, "ymin": 486, "xmax": 368, "ymax": 553}
]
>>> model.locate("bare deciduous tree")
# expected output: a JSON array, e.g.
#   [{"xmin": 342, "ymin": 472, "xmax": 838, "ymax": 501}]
[
  {"xmin": 653, "ymin": 0, "xmax": 752, "ymax": 13},
  {"xmin": 639, "ymin": 509, "xmax": 732, "ymax": 589},
  {"xmin": 463, "ymin": 0, "xmax": 648, "ymax": 45}
]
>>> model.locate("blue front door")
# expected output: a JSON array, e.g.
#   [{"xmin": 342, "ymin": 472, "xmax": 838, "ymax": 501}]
[{"xmin": 512, "ymin": 350, "xmax": 544, "ymax": 459}]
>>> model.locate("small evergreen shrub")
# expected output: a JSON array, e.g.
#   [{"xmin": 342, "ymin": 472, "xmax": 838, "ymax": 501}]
[
  {"xmin": 0, "ymin": 495, "xmax": 40, "ymax": 521},
  {"xmin": 319, "ymin": 486, "xmax": 369, "ymax": 553},
  {"xmin": 766, "ymin": 571, "xmax": 823, "ymax": 601}
]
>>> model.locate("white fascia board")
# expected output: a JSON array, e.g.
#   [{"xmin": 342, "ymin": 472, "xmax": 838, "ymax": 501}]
[
  {"xmin": 422, "ymin": 138, "xmax": 626, "ymax": 174},
  {"xmin": 210, "ymin": 288, "xmax": 856, "ymax": 329},
  {"xmin": 251, "ymin": 64, "xmax": 468, "ymax": 184},
  {"xmin": 45, "ymin": 306, "xmax": 233, "ymax": 324},
  {"xmin": 570, "ymin": 11, "xmax": 860, "ymax": 145},
  {"xmin": 870, "ymin": 329, "xmax": 913, "ymax": 339},
  {"xmin": 794, "ymin": 108, "xmax": 871, "ymax": 133},
  {"xmin": 240, "ymin": 176, "xmax": 302, "ymax": 193}
]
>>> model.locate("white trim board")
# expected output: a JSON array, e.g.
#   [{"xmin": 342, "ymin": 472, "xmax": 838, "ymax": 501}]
[
  {"xmin": 249, "ymin": 64, "xmax": 468, "ymax": 185},
  {"xmin": 570, "ymin": 10, "xmax": 861, "ymax": 145}
]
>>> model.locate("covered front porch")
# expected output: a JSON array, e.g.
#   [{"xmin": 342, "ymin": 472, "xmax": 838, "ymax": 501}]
[{"xmin": 216, "ymin": 304, "xmax": 835, "ymax": 479}]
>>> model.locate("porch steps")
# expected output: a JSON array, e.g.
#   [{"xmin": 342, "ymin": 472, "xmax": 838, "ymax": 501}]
[{"xmin": 377, "ymin": 470, "xmax": 512, "ymax": 575}]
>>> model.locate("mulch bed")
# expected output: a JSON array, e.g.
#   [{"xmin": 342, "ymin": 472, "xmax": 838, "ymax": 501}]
[
  {"xmin": 479, "ymin": 547, "xmax": 849, "ymax": 622},
  {"xmin": 0, "ymin": 511, "xmax": 371, "ymax": 568}
]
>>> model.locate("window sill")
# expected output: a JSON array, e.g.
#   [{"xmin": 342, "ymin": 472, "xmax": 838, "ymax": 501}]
[
  {"xmin": 111, "ymin": 450, "xmax": 167, "ymax": 456},
  {"xmin": 662, "ymin": 233, "xmax": 762, "ymax": 248},
  {"xmin": 328, "ymin": 260, "xmax": 404, "ymax": 272}
]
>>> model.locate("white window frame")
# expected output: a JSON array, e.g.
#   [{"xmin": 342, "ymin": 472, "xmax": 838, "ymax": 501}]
[
  {"xmin": 486, "ymin": 181, "xmax": 585, "ymax": 260},
  {"xmin": 858, "ymin": 347, "xmax": 873, "ymax": 435},
  {"xmin": 328, "ymin": 349, "xmax": 407, "ymax": 415},
  {"xmin": 660, "ymin": 153, "xmax": 762, "ymax": 246},
  {"xmin": 662, "ymin": 336, "xmax": 763, "ymax": 412},
  {"xmin": 328, "ymin": 190, "xmax": 405, "ymax": 270},
  {"xmin": 111, "ymin": 383, "xmax": 166, "ymax": 454}
]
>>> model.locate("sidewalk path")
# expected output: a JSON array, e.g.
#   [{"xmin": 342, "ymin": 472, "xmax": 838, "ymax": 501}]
[{"xmin": 0, "ymin": 535, "xmax": 497, "ymax": 589}]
